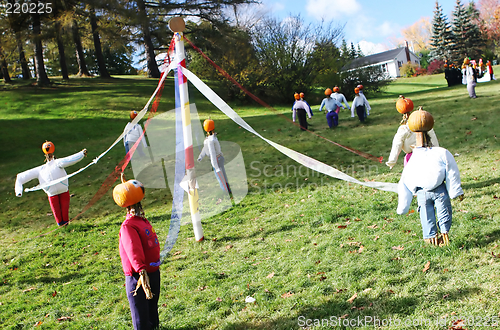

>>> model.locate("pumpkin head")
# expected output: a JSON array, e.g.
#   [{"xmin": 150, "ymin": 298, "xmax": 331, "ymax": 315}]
[
  {"xmin": 464, "ymin": 57, "xmax": 470, "ymax": 65},
  {"xmin": 354, "ymin": 87, "xmax": 360, "ymax": 94},
  {"xmin": 324, "ymin": 88, "xmax": 332, "ymax": 96},
  {"xmin": 299, "ymin": 92, "xmax": 305, "ymax": 99},
  {"xmin": 294, "ymin": 93, "xmax": 300, "ymax": 100},
  {"xmin": 357, "ymin": 84, "xmax": 364, "ymax": 90},
  {"xmin": 130, "ymin": 111, "xmax": 138, "ymax": 120},
  {"xmin": 396, "ymin": 95, "xmax": 414, "ymax": 114},
  {"xmin": 203, "ymin": 119, "xmax": 215, "ymax": 133},
  {"xmin": 333, "ymin": 86, "xmax": 339, "ymax": 92},
  {"xmin": 42, "ymin": 141, "xmax": 55, "ymax": 154},
  {"xmin": 443, "ymin": 64, "xmax": 448, "ymax": 68},
  {"xmin": 407, "ymin": 107, "xmax": 434, "ymax": 132},
  {"xmin": 113, "ymin": 173, "xmax": 145, "ymax": 208}
]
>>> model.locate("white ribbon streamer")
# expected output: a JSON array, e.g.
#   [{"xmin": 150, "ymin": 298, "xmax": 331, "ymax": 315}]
[
  {"xmin": 180, "ymin": 66, "xmax": 398, "ymax": 193},
  {"xmin": 25, "ymin": 62, "xmax": 176, "ymax": 193}
]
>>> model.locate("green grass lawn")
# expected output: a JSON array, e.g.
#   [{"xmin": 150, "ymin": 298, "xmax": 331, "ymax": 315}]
[{"xmin": 0, "ymin": 71, "xmax": 499, "ymax": 329}]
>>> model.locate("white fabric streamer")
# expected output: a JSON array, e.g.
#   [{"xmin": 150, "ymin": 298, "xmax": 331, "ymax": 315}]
[
  {"xmin": 25, "ymin": 62, "xmax": 175, "ymax": 193},
  {"xmin": 180, "ymin": 66, "xmax": 398, "ymax": 193}
]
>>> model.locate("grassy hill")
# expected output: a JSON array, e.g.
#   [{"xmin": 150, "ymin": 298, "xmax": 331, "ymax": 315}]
[{"xmin": 0, "ymin": 72, "xmax": 499, "ymax": 329}]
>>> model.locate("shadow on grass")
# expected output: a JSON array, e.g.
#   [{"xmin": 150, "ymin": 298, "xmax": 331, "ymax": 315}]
[{"xmin": 461, "ymin": 177, "xmax": 500, "ymax": 190}]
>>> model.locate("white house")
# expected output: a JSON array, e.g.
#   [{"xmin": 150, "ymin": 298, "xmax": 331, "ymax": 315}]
[{"xmin": 344, "ymin": 45, "xmax": 421, "ymax": 79}]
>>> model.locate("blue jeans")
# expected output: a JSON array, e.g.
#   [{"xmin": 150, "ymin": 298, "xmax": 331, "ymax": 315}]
[
  {"xmin": 416, "ymin": 182, "xmax": 452, "ymax": 239},
  {"xmin": 326, "ymin": 111, "xmax": 338, "ymax": 128}
]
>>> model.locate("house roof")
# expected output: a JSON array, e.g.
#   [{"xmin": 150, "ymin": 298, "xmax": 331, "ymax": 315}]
[{"xmin": 343, "ymin": 47, "xmax": 413, "ymax": 70}]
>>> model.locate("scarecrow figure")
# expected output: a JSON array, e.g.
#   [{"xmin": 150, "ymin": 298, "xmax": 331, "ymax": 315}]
[
  {"xmin": 15, "ymin": 141, "xmax": 87, "ymax": 226},
  {"xmin": 386, "ymin": 95, "xmax": 439, "ymax": 169},
  {"xmin": 331, "ymin": 86, "xmax": 350, "ymax": 113},
  {"xmin": 124, "ymin": 110, "xmax": 147, "ymax": 156},
  {"xmin": 291, "ymin": 92, "xmax": 313, "ymax": 130},
  {"xmin": 198, "ymin": 119, "xmax": 232, "ymax": 194},
  {"xmin": 114, "ymin": 173, "xmax": 161, "ymax": 330},
  {"xmin": 351, "ymin": 87, "xmax": 370, "ymax": 122},
  {"xmin": 319, "ymin": 88, "xmax": 342, "ymax": 128},
  {"xmin": 397, "ymin": 108, "xmax": 464, "ymax": 246}
]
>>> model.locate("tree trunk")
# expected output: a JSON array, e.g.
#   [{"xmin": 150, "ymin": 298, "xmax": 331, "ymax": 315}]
[
  {"xmin": 55, "ymin": 21, "xmax": 69, "ymax": 80},
  {"xmin": 1, "ymin": 57, "xmax": 12, "ymax": 83},
  {"xmin": 137, "ymin": 0, "xmax": 159, "ymax": 78},
  {"xmin": 71, "ymin": 19, "xmax": 91, "ymax": 77},
  {"xmin": 15, "ymin": 33, "xmax": 31, "ymax": 80},
  {"xmin": 32, "ymin": 11, "xmax": 50, "ymax": 86},
  {"xmin": 89, "ymin": 7, "xmax": 110, "ymax": 78}
]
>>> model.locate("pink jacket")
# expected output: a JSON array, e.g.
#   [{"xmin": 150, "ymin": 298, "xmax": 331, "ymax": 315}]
[{"xmin": 119, "ymin": 214, "xmax": 160, "ymax": 275}]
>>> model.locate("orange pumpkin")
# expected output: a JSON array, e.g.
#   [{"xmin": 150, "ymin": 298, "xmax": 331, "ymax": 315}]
[
  {"xmin": 354, "ymin": 87, "xmax": 360, "ymax": 94},
  {"xmin": 42, "ymin": 141, "xmax": 55, "ymax": 154},
  {"xmin": 130, "ymin": 111, "xmax": 138, "ymax": 120},
  {"xmin": 203, "ymin": 119, "xmax": 215, "ymax": 132},
  {"xmin": 324, "ymin": 88, "xmax": 332, "ymax": 96},
  {"xmin": 113, "ymin": 173, "xmax": 145, "ymax": 208},
  {"xmin": 407, "ymin": 107, "xmax": 434, "ymax": 132},
  {"xmin": 294, "ymin": 93, "xmax": 300, "ymax": 100},
  {"xmin": 333, "ymin": 86, "xmax": 339, "ymax": 92},
  {"xmin": 357, "ymin": 84, "xmax": 364, "ymax": 90},
  {"xmin": 396, "ymin": 95, "xmax": 414, "ymax": 114},
  {"xmin": 299, "ymin": 92, "xmax": 305, "ymax": 99}
]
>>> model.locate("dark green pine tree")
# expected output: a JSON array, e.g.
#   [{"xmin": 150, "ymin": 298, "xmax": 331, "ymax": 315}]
[
  {"xmin": 451, "ymin": 0, "xmax": 475, "ymax": 63},
  {"xmin": 340, "ymin": 39, "xmax": 350, "ymax": 59},
  {"xmin": 429, "ymin": 1, "xmax": 454, "ymax": 62},
  {"xmin": 465, "ymin": 2, "xmax": 486, "ymax": 60}
]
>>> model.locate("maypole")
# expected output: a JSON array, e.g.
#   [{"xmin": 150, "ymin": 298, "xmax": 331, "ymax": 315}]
[{"xmin": 169, "ymin": 17, "xmax": 204, "ymax": 242}]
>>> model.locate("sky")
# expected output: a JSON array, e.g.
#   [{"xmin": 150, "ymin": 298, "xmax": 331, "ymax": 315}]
[{"xmin": 256, "ymin": 0, "xmax": 457, "ymax": 55}]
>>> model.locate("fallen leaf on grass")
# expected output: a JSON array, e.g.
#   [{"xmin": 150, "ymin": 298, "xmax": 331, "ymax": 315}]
[
  {"xmin": 57, "ymin": 316, "xmax": 71, "ymax": 321},
  {"xmin": 373, "ymin": 236, "xmax": 379, "ymax": 241},
  {"xmin": 347, "ymin": 293, "xmax": 357, "ymax": 303},
  {"xmin": 281, "ymin": 292, "xmax": 294, "ymax": 298},
  {"xmin": 34, "ymin": 321, "xmax": 43, "ymax": 327},
  {"xmin": 392, "ymin": 246, "xmax": 404, "ymax": 251},
  {"xmin": 363, "ymin": 288, "xmax": 372, "ymax": 293},
  {"xmin": 408, "ymin": 209, "xmax": 415, "ymax": 214},
  {"xmin": 173, "ymin": 251, "xmax": 182, "ymax": 256},
  {"xmin": 367, "ymin": 224, "xmax": 378, "ymax": 229},
  {"xmin": 225, "ymin": 245, "xmax": 233, "ymax": 250},
  {"xmin": 23, "ymin": 287, "xmax": 36, "ymax": 292},
  {"xmin": 266, "ymin": 272, "xmax": 275, "ymax": 279},
  {"xmin": 358, "ymin": 245, "xmax": 365, "ymax": 253},
  {"xmin": 422, "ymin": 261, "xmax": 431, "ymax": 272},
  {"xmin": 338, "ymin": 225, "xmax": 347, "ymax": 229},
  {"xmin": 216, "ymin": 297, "xmax": 222, "ymax": 302},
  {"xmin": 451, "ymin": 319, "xmax": 466, "ymax": 329},
  {"xmin": 52, "ymin": 291, "xmax": 57, "ymax": 297}
]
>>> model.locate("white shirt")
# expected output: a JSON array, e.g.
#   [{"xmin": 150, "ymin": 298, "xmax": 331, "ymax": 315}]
[
  {"xmin": 350, "ymin": 95, "xmax": 371, "ymax": 117},
  {"xmin": 198, "ymin": 134, "xmax": 223, "ymax": 171},
  {"xmin": 397, "ymin": 147, "xmax": 463, "ymax": 214},
  {"xmin": 123, "ymin": 122, "xmax": 147, "ymax": 147},
  {"xmin": 386, "ymin": 125, "xmax": 439, "ymax": 169},
  {"xmin": 291, "ymin": 100, "xmax": 313, "ymax": 122},
  {"xmin": 331, "ymin": 92, "xmax": 350, "ymax": 109},
  {"xmin": 15, "ymin": 150, "xmax": 86, "ymax": 197}
]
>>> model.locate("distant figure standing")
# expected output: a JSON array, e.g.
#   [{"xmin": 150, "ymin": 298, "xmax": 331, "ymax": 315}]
[
  {"xmin": 319, "ymin": 88, "xmax": 342, "ymax": 128},
  {"xmin": 124, "ymin": 111, "xmax": 147, "ymax": 156},
  {"xmin": 351, "ymin": 87, "xmax": 370, "ymax": 122},
  {"xmin": 356, "ymin": 84, "xmax": 371, "ymax": 116},
  {"xmin": 292, "ymin": 92, "xmax": 313, "ymax": 131},
  {"xmin": 331, "ymin": 86, "xmax": 350, "ymax": 113},
  {"xmin": 198, "ymin": 119, "xmax": 231, "ymax": 194},
  {"xmin": 299, "ymin": 92, "xmax": 313, "ymax": 117},
  {"xmin": 464, "ymin": 58, "xmax": 477, "ymax": 98},
  {"xmin": 487, "ymin": 60, "xmax": 495, "ymax": 80}
]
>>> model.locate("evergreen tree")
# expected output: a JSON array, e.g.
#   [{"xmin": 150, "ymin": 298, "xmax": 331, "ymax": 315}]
[
  {"xmin": 451, "ymin": 0, "xmax": 477, "ymax": 62},
  {"xmin": 429, "ymin": 1, "xmax": 454, "ymax": 62}
]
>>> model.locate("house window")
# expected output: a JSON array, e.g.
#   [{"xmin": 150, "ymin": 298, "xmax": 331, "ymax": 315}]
[
  {"xmin": 381, "ymin": 63, "xmax": 387, "ymax": 72},
  {"xmin": 397, "ymin": 61, "xmax": 403, "ymax": 68}
]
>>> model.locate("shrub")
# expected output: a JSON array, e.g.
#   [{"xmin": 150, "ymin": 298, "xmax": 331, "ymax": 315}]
[{"xmin": 427, "ymin": 59, "xmax": 445, "ymax": 75}]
